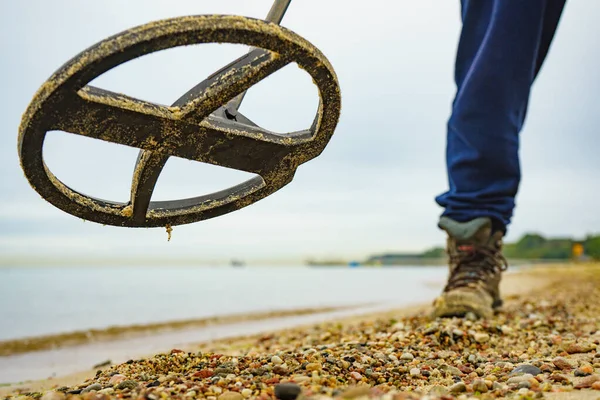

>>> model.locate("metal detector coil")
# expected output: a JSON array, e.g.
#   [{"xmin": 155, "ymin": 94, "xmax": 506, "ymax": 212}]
[{"xmin": 18, "ymin": 1, "xmax": 341, "ymax": 228}]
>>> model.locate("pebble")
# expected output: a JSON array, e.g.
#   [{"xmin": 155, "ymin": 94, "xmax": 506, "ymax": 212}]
[
  {"xmin": 447, "ymin": 366, "xmax": 463, "ymax": 376},
  {"xmin": 574, "ymin": 374, "xmax": 600, "ymax": 389},
  {"xmin": 575, "ymin": 365, "xmax": 594, "ymax": 376},
  {"xmin": 81, "ymin": 383, "xmax": 102, "ymax": 393},
  {"xmin": 507, "ymin": 374, "xmax": 534, "ymax": 385},
  {"xmin": 108, "ymin": 374, "xmax": 126, "ymax": 385},
  {"xmin": 350, "ymin": 372, "xmax": 363, "ymax": 381},
  {"xmin": 240, "ymin": 388, "xmax": 252, "ymax": 398},
  {"xmin": 465, "ymin": 312, "xmax": 478, "ymax": 321},
  {"xmin": 510, "ymin": 364, "xmax": 542, "ymax": 376},
  {"xmin": 428, "ymin": 385, "xmax": 448, "ymax": 396},
  {"xmin": 217, "ymin": 393, "xmax": 243, "ymax": 400},
  {"xmin": 492, "ymin": 381, "xmax": 504, "ymax": 391},
  {"xmin": 290, "ymin": 375, "xmax": 310, "ymax": 383},
  {"xmin": 472, "ymin": 379, "xmax": 488, "ymax": 393},
  {"xmin": 340, "ymin": 386, "xmax": 371, "ymax": 398},
  {"xmin": 271, "ymin": 355, "xmax": 283, "ymax": 365},
  {"xmin": 550, "ymin": 373, "xmax": 571, "ymax": 384},
  {"xmin": 115, "ymin": 380, "xmax": 137, "ymax": 390},
  {"xmin": 400, "ymin": 352, "xmax": 414, "ymax": 361},
  {"xmin": 97, "ymin": 388, "xmax": 114, "ymax": 395},
  {"xmin": 474, "ymin": 332, "xmax": 490, "ymax": 343},
  {"xmin": 449, "ymin": 382, "xmax": 467, "ymax": 393},
  {"xmin": 305, "ymin": 362, "xmax": 321, "ymax": 371},
  {"xmin": 409, "ymin": 368, "xmax": 420, "ymax": 376},
  {"xmin": 274, "ymin": 383, "xmax": 302, "ymax": 400},
  {"xmin": 565, "ymin": 343, "xmax": 596, "ymax": 354},
  {"xmin": 517, "ymin": 381, "xmax": 531, "ymax": 389},
  {"xmin": 553, "ymin": 356, "xmax": 573, "ymax": 370},
  {"xmin": 592, "ymin": 381, "xmax": 600, "ymax": 390}
]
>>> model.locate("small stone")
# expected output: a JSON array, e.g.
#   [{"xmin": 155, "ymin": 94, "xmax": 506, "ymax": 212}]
[
  {"xmin": 305, "ymin": 362, "xmax": 321, "ymax": 372},
  {"xmin": 409, "ymin": 368, "xmax": 420, "ymax": 376},
  {"xmin": 271, "ymin": 356, "xmax": 283, "ymax": 365},
  {"xmin": 517, "ymin": 381, "xmax": 532, "ymax": 389},
  {"xmin": 574, "ymin": 375, "xmax": 600, "ymax": 389},
  {"xmin": 449, "ymin": 382, "xmax": 467, "ymax": 393},
  {"xmin": 340, "ymin": 386, "xmax": 371, "ymax": 398},
  {"xmin": 540, "ymin": 363, "xmax": 554, "ymax": 373},
  {"xmin": 517, "ymin": 388, "xmax": 531, "ymax": 396},
  {"xmin": 41, "ymin": 392, "xmax": 65, "ymax": 400},
  {"xmin": 97, "ymin": 388, "xmax": 114, "ymax": 395},
  {"xmin": 465, "ymin": 312, "xmax": 478, "ymax": 321},
  {"xmin": 108, "ymin": 374, "xmax": 126, "ymax": 385},
  {"xmin": 218, "ymin": 392, "xmax": 243, "ymax": 400},
  {"xmin": 474, "ymin": 333, "xmax": 490, "ymax": 343},
  {"xmin": 115, "ymin": 380, "xmax": 138, "ymax": 390},
  {"xmin": 274, "ymin": 383, "xmax": 302, "ymax": 400},
  {"xmin": 575, "ymin": 365, "xmax": 594, "ymax": 376},
  {"xmin": 448, "ymin": 366, "xmax": 463, "ymax": 376},
  {"xmin": 350, "ymin": 372, "xmax": 363, "ymax": 381},
  {"xmin": 472, "ymin": 379, "xmax": 488, "ymax": 393},
  {"xmin": 273, "ymin": 365, "xmax": 288, "ymax": 375},
  {"xmin": 290, "ymin": 375, "xmax": 310, "ymax": 383},
  {"xmin": 592, "ymin": 381, "xmax": 600, "ymax": 390},
  {"xmin": 507, "ymin": 374, "xmax": 534, "ymax": 385},
  {"xmin": 565, "ymin": 343, "xmax": 595, "ymax": 354},
  {"xmin": 501, "ymin": 325, "xmax": 513, "ymax": 335},
  {"xmin": 541, "ymin": 382, "xmax": 553, "ymax": 392},
  {"xmin": 510, "ymin": 364, "xmax": 542, "ymax": 376},
  {"xmin": 492, "ymin": 381, "xmax": 504, "ymax": 391},
  {"xmin": 400, "ymin": 352, "xmax": 414, "ymax": 361},
  {"xmin": 428, "ymin": 386, "xmax": 448, "ymax": 396},
  {"xmin": 81, "ymin": 383, "xmax": 102, "ymax": 393},
  {"xmin": 241, "ymin": 389, "xmax": 252, "ymax": 398},
  {"xmin": 550, "ymin": 373, "xmax": 571, "ymax": 384},
  {"xmin": 467, "ymin": 354, "xmax": 477, "ymax": 364},
  {"xmin": 553, "ymin": 357, "xmax": 573, "ymax": 370}
]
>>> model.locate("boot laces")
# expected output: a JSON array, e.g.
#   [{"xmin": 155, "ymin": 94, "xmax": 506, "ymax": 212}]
[{"xmin": 444, "ymin": 244, "xmax": 508, "ymax": 292}]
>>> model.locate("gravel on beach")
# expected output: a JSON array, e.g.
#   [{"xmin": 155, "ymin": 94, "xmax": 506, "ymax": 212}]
[{"xmin": 5, "ymin": 265, "xmax": 600, "ymax": 400}]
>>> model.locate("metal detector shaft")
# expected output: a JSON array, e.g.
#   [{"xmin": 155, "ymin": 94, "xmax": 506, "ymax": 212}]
[{"xmin": 226, "ymin": 0, "xmax": 292, "ymax": 113}]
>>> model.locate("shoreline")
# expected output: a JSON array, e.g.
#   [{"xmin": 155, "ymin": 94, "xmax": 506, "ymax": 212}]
[
  {"xmin": 0, "ymin": 306, "xmax": 358, "ymax": 358},
  {"xmin": 2, "ymin": 263, "xmax": 591, "ymax": 398}
]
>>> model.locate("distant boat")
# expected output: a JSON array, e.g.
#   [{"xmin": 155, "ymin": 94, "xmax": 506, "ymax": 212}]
[{"xmin": 230, "ymin": 259, "xmax": 245, "ymax": 267}]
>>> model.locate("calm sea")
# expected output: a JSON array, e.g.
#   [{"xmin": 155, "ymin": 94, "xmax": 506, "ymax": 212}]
[{"xmin": 0, "ymin": 265, "xmax": 446, "ymax": 341}]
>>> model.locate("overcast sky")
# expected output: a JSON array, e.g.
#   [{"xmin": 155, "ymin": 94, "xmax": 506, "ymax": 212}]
[{"xmin": 1, "ymin": 1, "xmax": 599, "ymax": 263}]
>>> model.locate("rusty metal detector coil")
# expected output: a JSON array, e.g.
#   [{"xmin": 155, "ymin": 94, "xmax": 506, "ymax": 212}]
[{"xmin": 18, "ymin": 1, "xmax": 341, "ymax": 228}]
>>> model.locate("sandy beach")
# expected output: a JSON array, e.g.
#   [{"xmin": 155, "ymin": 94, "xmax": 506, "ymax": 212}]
[{"xmin": 2, "ymin": 263, "xmax": 600, "ymax": 399}]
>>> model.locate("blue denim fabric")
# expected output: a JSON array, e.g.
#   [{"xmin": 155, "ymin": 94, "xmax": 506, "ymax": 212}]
[{"xmin": 435, "ymin": 0, "xmax": 566, "ymax": 232}]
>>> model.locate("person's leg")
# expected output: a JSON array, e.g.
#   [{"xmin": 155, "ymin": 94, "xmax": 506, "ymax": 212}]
[
  {"xmin": 432, "ymin": 0, "xmax": 566, "ymax": 319},
  {"xmin": 435, "ymin": 0, "xmax": 566, "ymax": 232}
]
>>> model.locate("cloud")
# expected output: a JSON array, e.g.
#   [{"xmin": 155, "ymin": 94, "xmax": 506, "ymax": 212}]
[{"xmin": 1, "ymin": 0, "xmax": 599, "ymax": 261}]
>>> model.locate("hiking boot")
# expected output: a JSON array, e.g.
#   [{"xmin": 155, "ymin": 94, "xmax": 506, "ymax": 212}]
[{"xmin": 431, "ymin": 216, "xmax": 508, "ymax": 319}]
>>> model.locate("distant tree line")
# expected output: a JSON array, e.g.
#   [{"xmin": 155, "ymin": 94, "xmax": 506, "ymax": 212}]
[{"xmin": 420, "ymin": 233, "xmax": 600, "ymax": 260}]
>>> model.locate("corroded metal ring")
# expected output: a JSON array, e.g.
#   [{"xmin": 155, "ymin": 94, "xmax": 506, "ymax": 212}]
[{"xmin": 18, "ymin": 15, "xmax": 341, "ymax": 227}]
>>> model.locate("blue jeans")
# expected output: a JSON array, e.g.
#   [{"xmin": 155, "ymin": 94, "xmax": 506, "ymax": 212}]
[{"xmin": 435, "ymin": 0, "xmax": 566, "ymax": 232}]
